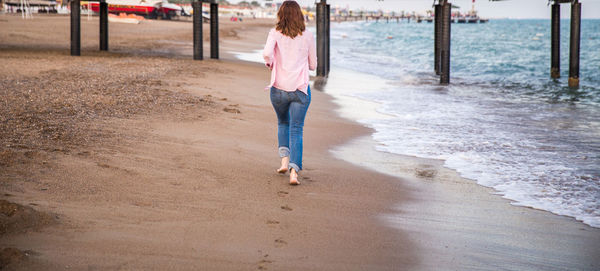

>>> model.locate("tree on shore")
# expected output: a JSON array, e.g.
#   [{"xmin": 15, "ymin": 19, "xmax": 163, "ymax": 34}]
[{"xmin": 251, "ymin": 1, "xmax": 260, "ymax": 7}]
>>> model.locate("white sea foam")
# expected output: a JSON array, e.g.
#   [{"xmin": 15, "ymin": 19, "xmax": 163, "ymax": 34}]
[
  {"xmin": 230, "ymin": 50, "xmax": 264, "ymax": 63},
  {"xmin": 321, "ymin": 66, "xmax": 600, "ymax": 228},
  {"xmin": 324, "ymin": 20, "xmax": 600, "ymax": 228},
  {"xmin": 357, "ymin": 84, "xmax": 600, "ymax": 228}
]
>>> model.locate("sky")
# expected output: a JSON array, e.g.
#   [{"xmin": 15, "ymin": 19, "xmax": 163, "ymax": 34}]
[{"xmin": 232, "ymin": 0, "xmax": 600, "ymax": 19}]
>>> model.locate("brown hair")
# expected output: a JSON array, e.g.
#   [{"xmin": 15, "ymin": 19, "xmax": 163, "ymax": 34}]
[{"xmin": 276, "ymin": 1, "xmax": 305, "ymax": 39}]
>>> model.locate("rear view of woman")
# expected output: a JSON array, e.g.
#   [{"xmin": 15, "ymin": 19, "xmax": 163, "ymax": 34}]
[{"xmin": 263, "ymin": 1, "xmax": 317, "ymax": 185}]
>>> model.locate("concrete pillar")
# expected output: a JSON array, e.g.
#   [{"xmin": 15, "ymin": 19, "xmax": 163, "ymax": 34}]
[
  {"xmin": 210, "ymin": 2, "xmax": 218, "ymax": 59},
  {"xmin": 551, "ymin": 3, "xmax": 560, "ymax": 78},
  {"xmin": 70, "ymin": 0, "xmax": 80, "ymax": 56},
  {"xmin": 193, "ymin": 1, "xmax": 203, "ymax": 60},
  {"xmin": 99, "ymin": 0, "xmax": 108, "ymax": 51},
  {"xmin": 568, "ymin": 1, "xmax": 581, "ymax": 88},
  {"xmin": 326, "ymin": 3, "xmax": 330, "ymax": 74},
  {"xmin": 440, "ymin": 2, "xmax": 451, "ymax": 84},
  {"xmin": 316, "ymin": 2, "xmax": 327, "ymax": 77},
  {"xmin": 434, "ymin": 4, "xmax": 441, "ymax": 75}
]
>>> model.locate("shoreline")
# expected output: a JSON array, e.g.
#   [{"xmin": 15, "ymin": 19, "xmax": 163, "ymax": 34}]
[
  {"xmin": 322, "ymin": 66, "xmax": 600, "ymax": 228},
  {"xmin": 333, "ymin": 136, "xmax": 600, "ymax": 270},
  {"xmin": 234, "ymin": 46, "xmax": 600, "ymax": 268},
  {"xmin": 320, "ymin": 67, "xmax": 600, "ymax": 269}
]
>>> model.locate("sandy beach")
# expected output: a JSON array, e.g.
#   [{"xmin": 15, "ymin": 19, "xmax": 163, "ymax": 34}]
[
  {"xmin": 1, "ymin": 14, "xmax": 599, "ymax": 271},
  {"xmin": 0, "ymin": 15, "xmax": 416, "ymax": 270}
]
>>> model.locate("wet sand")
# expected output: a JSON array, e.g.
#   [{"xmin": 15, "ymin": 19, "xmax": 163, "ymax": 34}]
[
  {"xmin": 325, "ymin": 67, "xmax": 600, "ymax": 270},
  {"xmin": 324, "ymin": 68, "xmax": 600, "ymax": 270},
  {"xmin": 0, "ymin": 15, "xmax": 415, "ymax": 270},
  {"xmin": 334, "ymin": 136, "xmax": 600, "ymax": 270}
]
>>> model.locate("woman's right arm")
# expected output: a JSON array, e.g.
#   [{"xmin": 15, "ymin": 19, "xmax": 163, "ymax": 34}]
[
  {"xmin": 263, "ymin": 29, "xmax": 276, "ymax": 69},
  {"xmin": 308, "ymin": 32, "xmax": 317, "ymax": 71}
]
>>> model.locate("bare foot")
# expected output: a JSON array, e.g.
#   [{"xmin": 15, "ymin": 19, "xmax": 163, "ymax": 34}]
[
  {"xmin": 289, "ymin": 169, "xmax": 300, "ymax": 185},
  {"xmin": 277, "ymin": 157, "xmax": 289, "ymax": 174}
]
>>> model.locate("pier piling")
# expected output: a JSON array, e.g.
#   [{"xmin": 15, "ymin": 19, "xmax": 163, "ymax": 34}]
[
  {"xmin": 551, "ymin": 3, "xmax": 560, "ymax": 78},
  {"xmin": 434, "ymin": 4, "xmax": 441, "ymax": 75},
  {"xmin": 316, "ymin": 1, "xmax": 329, "ymax": 77},
  {"xmin": 316, "ymin": 2, "xmax": 324, "ymax": 76},
  {"xmin": 70, "ymin": 0, "xmax": 80, "ymax": 56},
  {"xmin": 99, "ymin": 0, "xmax": 108, "ymax": 51},
  {"xmin": 440, "ymin": 2, "xmax": 451, "ymax": 84},
  {"xmin": 193, "ymin": 1, "xmax": 203, "ymax": 60},
  {"xmin": 569, "ymin": 0, "xmax": 581, "ymax": 88},
  {"xmin": 210, "ymin": 2, "xmax": 219, "ymax": 59},
  {"xmin": 326, "ymin": 3, "xmax": 330, "ymax": 74}
]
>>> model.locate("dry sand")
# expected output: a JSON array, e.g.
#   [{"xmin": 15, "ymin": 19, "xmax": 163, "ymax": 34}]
[{"xmin": 0, "ymin": 15, "xmax": 416, "ymax": 270}]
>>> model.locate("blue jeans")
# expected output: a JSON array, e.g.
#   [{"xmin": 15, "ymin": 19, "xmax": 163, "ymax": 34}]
[{"xmin": 270, "ymin": 86, "xmax": 311, "ymax": 172}]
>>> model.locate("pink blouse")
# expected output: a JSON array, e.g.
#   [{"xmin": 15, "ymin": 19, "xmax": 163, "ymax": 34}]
[{"xmin": 263, "ymin": 28, "xmax": 317, "ymax": 94}]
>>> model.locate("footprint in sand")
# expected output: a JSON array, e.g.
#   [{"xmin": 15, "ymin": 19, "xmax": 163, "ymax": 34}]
[
  {"xmin": 280, "ymin": 205, "xmax": 292, "ymax": 211},
  {"xmin": 223, "ymin": 103, "xmax": 240, "ymax": 114},
  {"xmin": 301, "ymin": 176, "xmax": 313, "ymax": 182},
  {"xmin": 415, "ymin": 166, "xmax": 437, "ymax": 179},
  {"xmin": 223, "ymin": 107, "xmax": 241, "ymax": 114},
  {"xmin": 277, "ymin": 191, "xmax": 289, "ymax": 197},
  {"xmin": 257, "ymin": 255, "xmax": 273, "ymax": 270},
  {"xmin": 266, "ymin": 220, "xmax": 280, "ymax": 225},
  {"xmin": 77, "ymin": 151, "xmax": 90, "ymax": 157},
  {"xmin": 97, "ymin": 162, "xmax": 110, "ymax": 168},
  {"xmin": 274, "ymin": 238, "xmax": 288, "ymax": 248}
]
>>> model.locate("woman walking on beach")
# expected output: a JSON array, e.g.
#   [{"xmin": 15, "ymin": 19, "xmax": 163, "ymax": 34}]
[{"xmin": 263, "ymin": 0, "xmax": 317, "ymax": 185}]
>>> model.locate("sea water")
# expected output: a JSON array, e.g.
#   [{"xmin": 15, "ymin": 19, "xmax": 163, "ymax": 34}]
[{"xmin": 327, "ymin": 19, "xmax": 600, "ymax": 228}]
